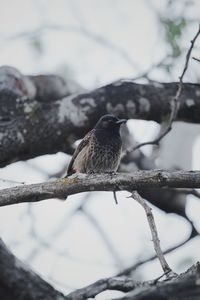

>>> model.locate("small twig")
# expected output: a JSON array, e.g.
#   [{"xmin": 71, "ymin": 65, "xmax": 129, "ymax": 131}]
[
  {"xmin": 3, "ymin": 170, "xmax": 200, "ymax": 206},
  {"xmin": 0, "ymin": 178, "xmax": 25, "ymax": 185},
  {"xmin": 113, "ymin": 191, "xmax": 118, "ymax": 204},
  {"xmin": 131, "ymin": 191, "xmax": 176, "ymax": 278},
  {"xmin": 193, "ymin": 56, "xmax": 200, "ymax": 63},
  {"xmin": 123, "ymin": 24, "xmax": 200, "ymax": 155},
  {"xmin": 152, "ymin": 270, "xmax": 171, "ymax": 284},
  {"xmin": 117, "ymin": 222, "xmax": 198, "ymax": 276}
]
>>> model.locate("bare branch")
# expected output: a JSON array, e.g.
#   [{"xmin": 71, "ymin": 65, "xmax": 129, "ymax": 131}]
[
  {"xmin": 123, "ymin": 24, "xmax": 200, "ymax": 154},
  {"xmin": 193, "ymin": 56, "xmax": 200, "ymax": 63},
  {"xmin": 1, "ymin": 67, "xmax": 200, "ymax": 166},
  {"xmin": 66, "ymin": 263, "xmax": 200, "ymax": 300},
  {"xmin": 0, "ymin": 239, "xmax": 66, "ymax": 300},
  {"xmin": 117, "ymin": 216, "xmax": 198, "ymax": 277},
  {"xmin": 1, "ymin": 170, "xmax": 200, "ymax": 207},
  {"xmin": 114, "ymin": 263, "xmax": 200, "ymax": 300},
  {"xmin": 65, "ymin": 277, "xmax": 140, "ymax": 300},
  {"xmin": 1, "ymin": 231, "xmax": 200, "ymax": 300},
  {"xmin": 131, "ymin": 192, "xmax": 176, "ymax": 278}
]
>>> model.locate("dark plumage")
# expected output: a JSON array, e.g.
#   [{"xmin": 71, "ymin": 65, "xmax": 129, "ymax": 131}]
[{"xmin": 67, "ymin": 115, "xmax": 127, "ymax": 176}]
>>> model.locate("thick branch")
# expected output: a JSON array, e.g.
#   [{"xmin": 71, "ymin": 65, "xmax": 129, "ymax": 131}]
[
  {"xmin": 1, "ymin": 65, "xmax": 200, "ymax": 166},
  {"xmin": 1, "ymin": 235, "xmax": 200, "ymax": 300},
  {"xmin": 115, "ymin": 263, "xmax": 200, "ymax": 300},
  {"xmin": 66, "ymin": 263, "xmax": 200, "ymax": 300},
  {"xmin": 1, "ymin": 170, "xmax": 200, "ymax": 206},
  {"xmin": 0, "ymin": 239, "xmax": 65, "ymax": 300}
]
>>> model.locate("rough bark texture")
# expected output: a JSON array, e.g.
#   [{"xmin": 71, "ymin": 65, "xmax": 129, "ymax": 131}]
[
  {"xmin": 0, "ymin": 239, "xmax": 65, "ymax": 300},
  {"xmin": 1, "ymin": 66, "xmax": 200, "ymax": 167},
  {"xmin": 0, "ymin": 170, "xmax": 200, "ymax": 207},
  {"xmin": 116, "ymin": 263, "xmax": 200, "ymax": 300},
  {"xmin": 0, "ymin": 66, "xmax": 187, "ymax": 220},
  {"xmin": 1, "ymin": 236, "xmax": 200, "ymax": 300},
  {"xmin": 1, "ymin": 66, "xmax": 200, "ymax": 300}
]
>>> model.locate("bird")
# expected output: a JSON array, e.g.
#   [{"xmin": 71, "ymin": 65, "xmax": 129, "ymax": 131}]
[{"xmin": 66, "ymin": 114, "xmax": 127, "ymax": 177}]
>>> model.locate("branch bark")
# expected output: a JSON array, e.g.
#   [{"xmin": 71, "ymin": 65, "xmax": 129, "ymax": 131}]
[
  {"xmin": 1, "ymin": 170, "xmax": 200, "ymax": 207},
  {"xmin": 120, "ymin": 126, "xmax": 189, "ymax": 220},
  {"xmin": 1, "ymin": 234, "xmax": 200, "ymax": 300},
  {"xmin": 0, "ymin": 239, "xmax": 65, "ymax": 300},
  {"xmin": 131, "ymin": 192, "xmax": 175, "ymax": 278},
  {"xmin": 1, "ymin": 65, "xmax": 200, "ymax": 166},
  {"xmin": 66, "ymin": 277, "xmax": 138, "ymax": 300},
  {"xmin": 125, "ymin": 25, "xmax": 200, "ymax": 153},
  {"xmin": 115, "ymin": 263, "xmax": 200, "ymax": 300}
]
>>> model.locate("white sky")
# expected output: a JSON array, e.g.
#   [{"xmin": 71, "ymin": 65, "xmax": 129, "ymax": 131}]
[{"xmin": 0, "ymin": 0, "xmax": 200, "ymax": 298}]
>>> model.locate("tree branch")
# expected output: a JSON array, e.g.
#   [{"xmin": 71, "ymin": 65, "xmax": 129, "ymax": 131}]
[
  {"xmin": 131, "ymin": 192, "xmax": 176, "ymax": 278},
  {"xmin": 65, "ymin": 277, "xmax": 139, "ymax": 300},
  {"xmin": 115, "ymin": 263, "xmax": 200, "ymax": 300},
  {"xmin": 120, "ymin": 126, "xmax": 190, "ymax": 221},
  {"xmin": 124, "ymin": 24, "xmax": 200, "ymax": 153},
  {"xmin": 0, "ymin": 239, "xmax": 65, "ymax": 300},
  {"xmin": 1, "ymin": 66, "xmax": 200, "ymax": 166},
  {"xmin": 1, "ymin": 234, "xmax": 200, "ymax": 300},
  {"xmin": 1, "ymin": 170, "xmax": 200, "ymax": 206},
  {"xmin": 117, "ymin": 226, "xmax": 197, "ymax": 277}
]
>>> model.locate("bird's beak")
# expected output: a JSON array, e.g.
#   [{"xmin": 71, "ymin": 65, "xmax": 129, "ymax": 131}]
[{"xmin": 116, "ymin": 119, "xmax": 127, "ymax": 124}]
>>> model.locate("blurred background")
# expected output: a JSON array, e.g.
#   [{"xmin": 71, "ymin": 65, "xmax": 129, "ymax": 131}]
[{"xmin": 0, "ymin": 0, "xmax": 200, "ymax": 299}]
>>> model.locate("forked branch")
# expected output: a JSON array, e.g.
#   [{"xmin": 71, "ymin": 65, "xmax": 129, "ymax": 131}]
[
  {"xmin": 131, "ymin": 191, "xmax": 176, "ymax": 278},
  {"xmin": 123, "ymin": 24, "xmax": 200, "ymax": 155}
]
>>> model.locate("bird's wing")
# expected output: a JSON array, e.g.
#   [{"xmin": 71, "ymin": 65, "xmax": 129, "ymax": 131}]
[{"xmin": 67, "ymin": 129, "xmax": 94, "ymax": 176}]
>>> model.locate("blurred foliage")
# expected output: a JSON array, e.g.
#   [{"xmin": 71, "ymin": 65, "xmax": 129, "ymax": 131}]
[
  {"xmin": 29, "ymin": 36, "xmax": 44, "ymax": 57},
  {"xmin": 156, "ymin": 0, "xmax": 193, "ymax": 74},
  {"xmin": 161, "ymin": 17, "xmax": 187, "ymax": 58}
]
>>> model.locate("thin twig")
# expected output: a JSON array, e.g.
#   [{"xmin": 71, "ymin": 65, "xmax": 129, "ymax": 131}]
[
  {"xmin": 113, "ymin": 191, "xmax": 118, "ymax": 204},
  {"xmin": 152, "ymin": 270, "xmax": 171, "ymax": 284},
  {"xmin": 0, "ymin": 178, "xmax": 25, "ymax": 185},
  {"xmin": 193, "ymin": 56, "xmax": 200, "ymax": 63},
  {"xmin": 123, "ymin": 24, "xmax": 200, "ymax": 155},
  {"xmin": 117, "ymin": 224, "xmax": 198, "ymax": 276},
  {"xmin": 131, "ymin": 191, "xmax": 176, "ymax": 278}
]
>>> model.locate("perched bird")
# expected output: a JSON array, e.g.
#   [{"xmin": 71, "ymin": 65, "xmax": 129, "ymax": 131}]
[{"xmin": 66, "ymin": 114, "xmax": 127, "ymax": 176}]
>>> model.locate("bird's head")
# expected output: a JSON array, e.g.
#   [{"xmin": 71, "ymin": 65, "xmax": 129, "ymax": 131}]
[{"xmin": 95, "ymin": 114, "xmax": 127, "ymax": 131}]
